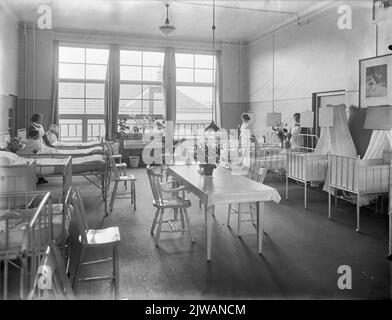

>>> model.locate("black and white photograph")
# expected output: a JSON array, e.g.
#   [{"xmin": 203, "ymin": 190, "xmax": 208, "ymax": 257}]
[{"xmin": 0, "ymin": 0, "xmax": 391, "ymax": 308}]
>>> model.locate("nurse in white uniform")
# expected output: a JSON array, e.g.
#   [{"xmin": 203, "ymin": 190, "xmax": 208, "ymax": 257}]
[
  {"xmin": 240, "ymin": 113, "xmax": 253, "ymax": 167},
  {"xmin": 288, "ymin": 113, "xmax": 301, "ymax": 148}
]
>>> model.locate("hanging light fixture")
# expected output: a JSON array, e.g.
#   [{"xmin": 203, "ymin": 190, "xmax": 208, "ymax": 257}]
[
  {"xmin": 205, "ymin": 0, "xmax": 219, "ymax": 132},
  {"xmin": 159, "ymin": 3, "xmax": 176, "ymax": 37}
]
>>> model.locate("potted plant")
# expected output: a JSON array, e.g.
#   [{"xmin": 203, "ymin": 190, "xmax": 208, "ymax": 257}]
[
  {"xmin": 195, "ymin": 140, "xmax": 221, "ymax": 176},
  {"xmin": 117, "ymin": 118, "xmax": 130, "ymax": 138}
]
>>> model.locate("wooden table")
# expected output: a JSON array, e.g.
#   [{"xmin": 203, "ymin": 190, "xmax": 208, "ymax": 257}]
[{"xmin": 167, "ymin": 165, "xmax": 281, "ymax": 261}]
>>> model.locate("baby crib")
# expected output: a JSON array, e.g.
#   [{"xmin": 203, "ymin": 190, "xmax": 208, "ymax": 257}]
[{"xmin": 327, "ymin": 154, "xmax": 390, "ymax": 232}]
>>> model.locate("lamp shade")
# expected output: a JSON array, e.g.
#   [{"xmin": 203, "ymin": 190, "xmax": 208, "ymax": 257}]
[
  {"xmin": 363, "ymin": 105, "xmax": 392, "ymax": 130},
  {"xmin": 300, "ymin": 111, "xmax": 314, "ymax": 128},
  {"xmin": 319, "ymin": 107, "xmax": 334, "ymax": 127},
  {"xmin": 266, "ymin": 112, "xmax": 281, "ymax": 126}
]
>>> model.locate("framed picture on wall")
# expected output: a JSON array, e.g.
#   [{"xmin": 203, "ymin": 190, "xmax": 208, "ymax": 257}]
[
  {"xmin": 373, "ymin": 0, "xmax": 392, "ymax": 22},
  {"xmin": 359, "ymin": 53, "xmax": 392, "ymax": 108}
]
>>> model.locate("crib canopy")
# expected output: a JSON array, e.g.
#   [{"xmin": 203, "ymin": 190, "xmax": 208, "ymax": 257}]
[
  {"xmin": 314, "ymin": 104, "xmax": 357, "ymax": 157},
  {"xmin": 363, "ymin": 130, "xmax": 392, "ymax": 159}
]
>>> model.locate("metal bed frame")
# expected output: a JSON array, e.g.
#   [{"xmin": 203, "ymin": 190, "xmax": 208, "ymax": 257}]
[
  {"xmin": 0, "ymin": 191, "xmax": 53, "ymax": 299},
  {"xmin": 284, "ymin": 134, "xmax": 323, "ymax": 209},
  {"xmin": 21, "ymin": 153, "xmax": 109, "ymax": 214},
  {"xmin": 328, "ymin": 154, "xmax": 391, "ymax": 232}
]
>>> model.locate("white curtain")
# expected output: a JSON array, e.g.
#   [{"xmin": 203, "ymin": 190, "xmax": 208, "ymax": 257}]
[
  {"xmin": 214, "ymin": 50, "xmax": 223, "ymax": 128},
  {"xmin": 163, "ymin": 48, "xmax": 176, "ymax": 126},
  {"xmin": 314, "ymin": 104, "xmax": 357, "ymax": 157},
  {"xmin": 363, "ymin": 130, "xmax": 392, "ymax": 159}
]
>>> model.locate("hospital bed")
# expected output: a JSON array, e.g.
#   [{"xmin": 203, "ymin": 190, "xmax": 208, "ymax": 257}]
[{"xmin": 0, "ymin": 190, "xmax": 70, "ymax": 299}]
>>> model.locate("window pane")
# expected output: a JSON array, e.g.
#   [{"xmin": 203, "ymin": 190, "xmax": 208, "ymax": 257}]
[
  {"xmin": 177, "ymin": 86, "xmax": 213, "ymax": 108},
  {"xmin": 59, "ymin": 99, "xmax": 84, "ymax": 114},
  {"xmin": 142, "ymin": 85, "xmax": 163, "ymax": 100},
  {"xmin": 176, "ymin": 68, "xmax": 193, "ymax": 82},
  {"xmin": 120, "ymin": 66, "xmax": 142, "ymax": 81},
  {"xmin": 120, "ymin": 84, "xmax": 142, "ymax": 99},
  {"xmin": 143, "ymin": 52, "xmax": 164, "ymax": 66},
  {"xmin": 120, "ymin": 50, "xmax": 142, "ymax": 65},
  {"xmin": 195, "ymin": 69, "xmax": 214, "ymax": 83},
  {"xmin": 87, "ymin": 119, "xmax": 105, "ymax": 140},
  {"xmin": 143, "ymin": 99, "xmax": 163, "ymax": 115},
  {"xmin": 143, "ymin": 66, "xmax": 163, "ymax": 81},
  {"xmin": 176, "ymin": 53, "xmax": 193, "ymax": 68},
  {"xmin": 86, "ymin": 48, "xmax": 109, "ymax": 64},
  {"xmin": 59, "ymin": 82, "xmax": 84, "ymax": 98},
  {"xmin": 86, "ymin": 64, "xmax": 107, "ymax": 80},
  {"xmin": 176, "ymin": 86, "xmax": 213, "ymax": 123},
  {"xmin": 59, "ymin": 63, "xmax": 85, "ymax": 79},
  {"xmin": 59, "ymin": 119, "xmax": 83, "ymax": 141},
  {"xmin": 86, "ymin": 99, "xmax": 104, "ymax": 114},
  {"xmin": 59, "ymin": 47, "xmax": 85, "ymax": 63},
  {"xmin": 119, "ymin": 100, "xmax": 142, "ymax": 115},
  {"xmin": 195, "ymin": 54, "xmax": 214, "ymax": 69},
  {"xmin": 86, "ymin": 83, "xmax": 105, "ymax": 99}
]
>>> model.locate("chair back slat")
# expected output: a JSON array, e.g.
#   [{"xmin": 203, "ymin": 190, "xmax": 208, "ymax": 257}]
[
  {"xmin": 71, "ymin": 189, "xmax": 89, "ymax": 244},
  {"xmin": 106, "ymin": 143, "xmax": 121, "ymax": 180},
  {"xmin": 146, "ymin": 166, "xmax": 164, "ymax": 206}
]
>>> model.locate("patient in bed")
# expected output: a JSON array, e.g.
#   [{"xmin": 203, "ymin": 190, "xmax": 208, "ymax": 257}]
[
  {"xmin": 18, "ymin": 129, "xmax": 48, "ymax": 184},
  {"xmin": 18, "ymin": 129, "xmax": 42, "ymax": 155},
  {"xmin": 45, "ymin": 124, "xmax": 58, "ymax": 146}
]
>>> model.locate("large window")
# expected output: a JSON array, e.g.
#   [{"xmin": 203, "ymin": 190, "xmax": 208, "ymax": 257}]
[
  {"xmin": 58, "ymin": 46, "xmax": 108, "ymax": 141},
  {"xmin": 175, "ymin": 53, "xmax": 215, "ymax": 137},
  {"xmin": 119, "ymin": 50, "xmax": 164, "ymax": 118}
]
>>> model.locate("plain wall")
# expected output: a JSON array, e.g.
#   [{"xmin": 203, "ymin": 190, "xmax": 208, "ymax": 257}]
[
  {"xmin": 0, "ymin": 7, "xmax": 19, "ymax": 133},
  {"xmin": 244, "ymin": 1, "xmax": 392, "ymax": 147}
]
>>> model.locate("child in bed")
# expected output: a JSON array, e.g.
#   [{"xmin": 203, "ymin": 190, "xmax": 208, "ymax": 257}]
[
  {"xmin": 19, "ymin": 129, "xmax": 48, "ymax": 184},
  {"xmin": 45, "ymin": 124, "xmax": 59, "ymax": 146}
]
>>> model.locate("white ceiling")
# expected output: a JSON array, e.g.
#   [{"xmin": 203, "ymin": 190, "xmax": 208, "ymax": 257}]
[{"xmin": 3, "ymin": 0, "xmax": 335, "ymax": 43}]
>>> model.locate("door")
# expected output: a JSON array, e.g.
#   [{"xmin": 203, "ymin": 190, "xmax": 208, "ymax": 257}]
[{"xmin": 312, "ymin": 90, "xmax": 346, "ymax": 137}]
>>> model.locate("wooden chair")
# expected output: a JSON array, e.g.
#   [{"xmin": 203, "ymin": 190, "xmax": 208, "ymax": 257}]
[
  {"xmin": 227, "ymin": 161, "xmax": 268, "ymax": 236},
  {"xmin": 146, "ymin": 166, "xmax": 194, "ymax": 247},
  {"xmin": 71, "ymin": 188, "xmax": 121, "ymax": 299},
  {"xmin": 107, "ymin": 141, "xmax": 127, "ymax": 184},
  {"xmin": 108, "ymin": 149, "xmax": 136, "ymax": 213},
  {"xmin": 28, "ymin": 241, "xmax": 75, "ymax": 300}
]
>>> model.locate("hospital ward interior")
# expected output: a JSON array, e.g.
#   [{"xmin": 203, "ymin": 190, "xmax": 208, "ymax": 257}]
[{"xmin": 0, "ymin": 0, "xmax": 391, "ymax": 300}]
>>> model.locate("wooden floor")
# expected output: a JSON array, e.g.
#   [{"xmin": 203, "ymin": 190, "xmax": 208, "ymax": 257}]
[{"xmin": 29, "ymin": 168, "xmax": 392, "ymax": 299}]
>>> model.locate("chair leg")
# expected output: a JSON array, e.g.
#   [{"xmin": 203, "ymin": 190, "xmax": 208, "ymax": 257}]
[
  {"xmin": 109, "ymin": 181, "xmax": 119, "ymax": 212},
  {"xmin": 72, "ymin": 245, "xmax": 85, "ymax": 293},
  {"xmin": 155, "ymin": 209, "xmax": 164, "ymax": 247},
  {"xmin": 113, "ymin": 245, "xmax": 119, "ymax": 300},
  {"xmin": 249, "ymin": 203, "xmax": 256, "ymax": 227},
  {"xmin": 237, "ymin": 203, "xmax": 241, "ymax": 236},
  {"xmin": 151, "ymin": 208, "xmax": 160, "ymax": 235},
  {"xmin": 227, "ymin": 204, "xmax": 232, "ymax": 227},
  {"xmin": 183, "ymin": 207, "xmax": 195, "ymax": 243},
  {"xmin": 180, "ymin": 208, "xmax": 185, "ymax": 230},
  {"xmin": 356, "ymin": 195, "xmax": 360, "ymax": 232},
  {"xmin": 133, "ymin": 181, "xmax": 136, "ymax": 211}
]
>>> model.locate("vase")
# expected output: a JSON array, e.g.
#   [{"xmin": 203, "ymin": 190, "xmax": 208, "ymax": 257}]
[{"xmin": 199, "ymin": 163, "xmax": 217, "ymax": 176}]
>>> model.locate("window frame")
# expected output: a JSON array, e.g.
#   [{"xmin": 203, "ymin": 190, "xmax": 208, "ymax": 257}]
[
  {"xmin": 119, "ymin": 49, "xmax": 165, "ymax": 118},
  {"xmin": 58, "ymin": 44, "xmax": 109, "ymax": 141}
]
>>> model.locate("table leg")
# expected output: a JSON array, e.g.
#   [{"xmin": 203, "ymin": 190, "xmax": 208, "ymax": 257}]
[
  {"xmin": 205, "ymin": 204, "xmax": 213, "ymax": 261},
  {"xmin": 257, "ymin": 201, "xmax": 264, "ymax": 254}
]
